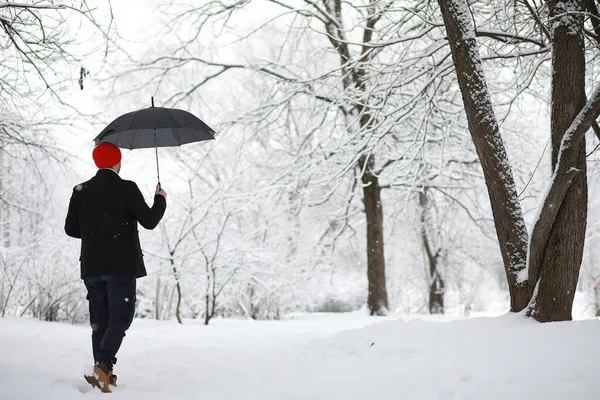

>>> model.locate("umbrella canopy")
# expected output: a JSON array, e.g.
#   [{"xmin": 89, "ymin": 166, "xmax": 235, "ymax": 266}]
[
  {"xmin": 93, "ymin": 101, "xmax": 216, "ymax": 186},
  {"xmin": 93, "ymin": 106, "xmax": 216, "ymax": 149}
]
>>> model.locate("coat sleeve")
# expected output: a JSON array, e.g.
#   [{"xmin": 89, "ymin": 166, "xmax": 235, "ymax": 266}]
[
  {"xmin": 64, "ymin": 189, "xmax": 81, "ymax": 238},
  {"xmin": 126, "ymin": 182, "xmax": 167, "ymax": 230}
]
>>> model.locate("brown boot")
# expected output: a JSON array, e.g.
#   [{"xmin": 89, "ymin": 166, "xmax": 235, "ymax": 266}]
[
  {"xmin": 93, "ymin": 362, "xmax": 113, "ymax": 393},
  {"xmin": 84, "ymin": 372, "xmax": 101, "ymax": 390},
  {"xmin": 84, "ymin": 366, "xmax": 117, "ymax": 391}
]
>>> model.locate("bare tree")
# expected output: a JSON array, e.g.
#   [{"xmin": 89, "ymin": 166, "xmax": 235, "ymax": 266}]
[
  {"xmin": 1, "ymin": 0, "xmax": 112, "ymax": 252},
  {"xmin": 199, "ymin": 213, "xmax": 236, "ymax": 325},
  {"xmin": 437, "ymin": 0, "xmax": 600, "ymax": 321},
  {"xmin": 1, "ymin": 1, "xmax": 111, "ymax": 105}
]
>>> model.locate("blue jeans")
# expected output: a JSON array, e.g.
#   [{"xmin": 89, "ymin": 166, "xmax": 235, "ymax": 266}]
[{"xmin": 84, "ymin": 274, "xmax": 136, "ymax": 370}]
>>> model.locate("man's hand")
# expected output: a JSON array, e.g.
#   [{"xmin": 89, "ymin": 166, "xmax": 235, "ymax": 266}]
[{"xmin": 155, "ymin": 184, "xmax": 167, "ymax": 199}]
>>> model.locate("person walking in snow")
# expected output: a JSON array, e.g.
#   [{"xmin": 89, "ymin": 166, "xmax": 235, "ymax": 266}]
[{"xmin": 64, "ymin": 142, "xmax": 167, "ymax": 393}]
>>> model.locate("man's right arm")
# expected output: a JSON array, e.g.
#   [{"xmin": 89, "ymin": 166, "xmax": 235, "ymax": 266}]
[{"xmin": 126, "ymin": 182, "xmax": 167, "ymax": 230}]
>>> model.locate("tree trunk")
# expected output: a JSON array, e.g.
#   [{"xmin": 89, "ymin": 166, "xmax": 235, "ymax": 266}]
[
  {"xmin": 204, "ymin": 293, "xmax": 211, "ymax": 325},
  {"xmin": 594, "ymin": 280, "xmax": 600, "ymax": 317},
  {"xmin": 204, "ymin": 268, "xmax": 217, "ymax": 325},
  {"xmin": 419, "ymin": 191, "xmax": 445, "ymax": 314},
  {"xmin": 175, "ymin": 281, "xmax": 183, "ymax": 324},
  {"xmin": 155, "ymin": 276, "xmax": 161, "ymax": 320},
  {"xmin": 1, "ymin": 166, "xmax": 11, "ymax": 249},
  {"xmin": 360, "ymin": 154, "xmax": 389, "ymax": 315},
  {"xmin": 169, "ymin": 253, "xmax": 183, "ymax": 324},
  {"xmin": 322, "ymin": 0, "xmax": 389, "ymax": 316},
  {"xmin": 528, "ymin": 0, "xmax": 587, "ymax": 322},
  {"xmin": 436, "ymin": 0, "xmax": 533, "ymax": 312},
  {"xmin": 586, "ymin": 0, "xmax": 600, "ymax": 41}
]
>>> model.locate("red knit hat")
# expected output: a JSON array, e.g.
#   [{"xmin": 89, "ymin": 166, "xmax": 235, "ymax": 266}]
[{"xmin": 92, "ymin": 142, "xmax": 122, "ymax": 168}]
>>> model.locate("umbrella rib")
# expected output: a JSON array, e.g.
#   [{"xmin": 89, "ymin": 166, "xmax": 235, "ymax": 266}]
[
  {"xmin": 171, "ymin": 128, "xmax": 182, "ymax": 146},
  {"xmin": 130, "ymin": 128, "xmax": 140, "ymax": 150},
  {"xmin": 167, "ymin": 110, "xmax": 182, "ymax": 146}
]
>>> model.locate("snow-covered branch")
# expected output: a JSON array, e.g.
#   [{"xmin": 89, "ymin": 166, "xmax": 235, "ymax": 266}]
[{"xmin": 527, "ymin": 85, "xmax": 600, "ymax": 285}]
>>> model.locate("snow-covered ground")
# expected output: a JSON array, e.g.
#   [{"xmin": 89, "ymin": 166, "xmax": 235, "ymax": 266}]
[{"xmin": 1, "ymin": 312, "xmax": 599, "ymax": 400}]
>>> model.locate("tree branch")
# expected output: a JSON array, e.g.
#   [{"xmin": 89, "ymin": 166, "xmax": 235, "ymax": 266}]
[
  {"xmin": 475, "ymin": 30, "xmax": 547, "ymax": 49},
  {"xmin": 528, "ymin": 85, "xmax": 600, "ymax": 285},
  {"xmin": 586, "ymin": 0, "xmax": 600, "ymax": 44}
]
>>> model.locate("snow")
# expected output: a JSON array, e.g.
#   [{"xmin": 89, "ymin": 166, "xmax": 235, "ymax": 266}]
[
  {"xmin": 552, "ymin": 1, "xmax": 584, "ymax": 37},
  {"xmin": 1, "ymin": 312, "xmax": 599, "ymax": 399}
]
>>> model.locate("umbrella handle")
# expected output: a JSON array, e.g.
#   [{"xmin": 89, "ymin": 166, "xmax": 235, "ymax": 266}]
[
  {"xmin": 154, "ymin": 123, "xmax": 161, "ymax": 190},
  {"xmin": 155, "ymin": 145, "xmax": 161, "ymax": 189}
]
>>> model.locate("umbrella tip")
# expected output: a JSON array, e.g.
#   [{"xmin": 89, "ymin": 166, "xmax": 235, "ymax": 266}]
[{"xmin": 151, "ymin": 97, "xmax": 154, "ymax": 107}]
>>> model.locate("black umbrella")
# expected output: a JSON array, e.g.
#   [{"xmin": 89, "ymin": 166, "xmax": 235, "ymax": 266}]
[{"xmin": 94, "ymin": 98, "xmax": 216, "ymax": 186}]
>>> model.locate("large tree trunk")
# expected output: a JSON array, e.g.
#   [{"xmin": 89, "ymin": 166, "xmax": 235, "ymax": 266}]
[
  {"xmin": 419, "ymin": 191, "xmax": 445, "ymax": 314},
  {"xmin": 528, "ymin": 0, "xmax": 587, "ymax": 322},
  {"xmin": 360, "ymin": 154, "xmax": 389, "ymax": 315},
  {"xmin": 436, "ymin": 0, "xmax": 533, "ymax": 312}
]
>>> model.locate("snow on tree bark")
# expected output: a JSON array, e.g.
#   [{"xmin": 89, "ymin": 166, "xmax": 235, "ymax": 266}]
[
  {"xmin": 436, "ymin": 0, "xmax": 532, "ymax": 312},
  {"xmin": 438, "ymin": 0, "xmax": 600, "ymax": 321},
  {"xmin": 527, "ymin": 0, "xmax": 588, "ymax": 322}
]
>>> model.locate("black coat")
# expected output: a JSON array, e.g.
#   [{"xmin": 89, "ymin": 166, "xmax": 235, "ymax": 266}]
[{"xmin": 65, "ymin": 169, "xmax": 167, "ymax": 279}]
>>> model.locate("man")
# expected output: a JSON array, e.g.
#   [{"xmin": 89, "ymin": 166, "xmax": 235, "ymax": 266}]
[{"xmin": 65, "ymin": 142, "xmax": 167, "ymax": 393}]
